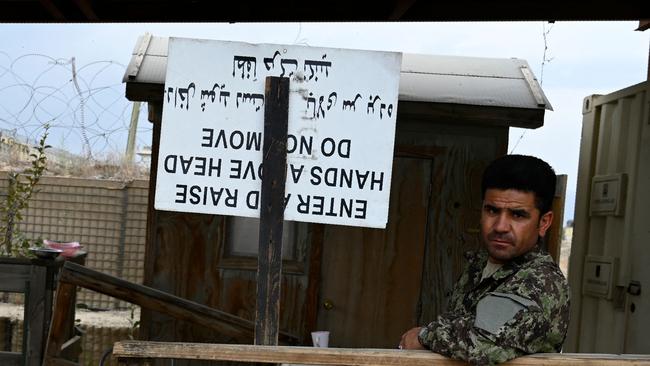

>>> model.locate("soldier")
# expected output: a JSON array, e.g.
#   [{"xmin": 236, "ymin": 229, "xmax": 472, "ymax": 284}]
[{"xmin": 399, "ymin": 154, "xmax": 570, "ymax": 365}]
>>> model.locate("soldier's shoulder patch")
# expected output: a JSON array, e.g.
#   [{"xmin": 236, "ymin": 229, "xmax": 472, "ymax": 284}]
[{"xmin": 474, "ymin": 292, "xmax": 539, "ymax": 335}]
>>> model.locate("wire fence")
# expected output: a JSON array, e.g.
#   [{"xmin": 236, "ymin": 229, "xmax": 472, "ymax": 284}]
[
  {"xmin": 0, "ymin": 51, "xmax": 152, "ymax": 163},
  {"xmin": 0, "ymin": 173, "xmax": 149, "ymax": 310}
]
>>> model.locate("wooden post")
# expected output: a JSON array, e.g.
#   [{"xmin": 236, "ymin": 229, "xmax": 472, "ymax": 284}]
[
  {"xmin": 43, "ymin": 281, "xmax": 76, "ymax": 365},
  {"xmin": 25, "ymin": 265, "xmax": 47, "ymax": 366},
  {"xmin": 255, "ymin": 76, "xmax": 290, "ymax": 346},
  {"xmin": 543, "ymin": 174, "xmax": 567, "ymax": 264},
  {"xmin": 125, "ymin": 101, "xmax": 141, "ymax": 162}
]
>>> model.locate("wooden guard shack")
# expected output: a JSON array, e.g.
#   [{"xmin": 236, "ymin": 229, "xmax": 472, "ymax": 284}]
[{"xmin": 122, "ymin": 34, "xmax": 552, "ymax": 354}]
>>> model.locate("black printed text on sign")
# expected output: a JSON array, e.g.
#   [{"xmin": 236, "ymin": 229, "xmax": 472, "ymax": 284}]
[{"xmin": 156, "ymin": 38, "xmax": 402, "ymax": 228}]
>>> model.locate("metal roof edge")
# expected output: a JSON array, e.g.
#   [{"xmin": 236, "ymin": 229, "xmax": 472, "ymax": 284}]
[{"xmin": 122, "ymin": 34, "xmax": 552, "ymax": 112}]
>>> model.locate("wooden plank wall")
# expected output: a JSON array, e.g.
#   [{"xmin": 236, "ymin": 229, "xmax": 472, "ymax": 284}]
[
  {"xmin": 316, "ymin": 157, "xmax": 433, "ymax": 348},
  {"xmin": 312, "ymin": 116, "xmax": 508, "ymax": 348},
  {"xmin": 141, "ymin": 101, "xmax": 511, "ymax": 360},
  {"xmin": 141, "ymin": 118, "xmax": 311, "ymax": 365},
  {"xmin": 141, "ymin": 212, "xmax": 311, "ymax": 342},
  {"xmin": 395, "ymin": 119, "xmax": 508, "ymax": 330}
]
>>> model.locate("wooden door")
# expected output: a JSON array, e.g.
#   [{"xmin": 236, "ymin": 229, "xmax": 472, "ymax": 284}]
[{"xmin": 316, "ymin": 157, "xmax": 433, "ymax": 348}]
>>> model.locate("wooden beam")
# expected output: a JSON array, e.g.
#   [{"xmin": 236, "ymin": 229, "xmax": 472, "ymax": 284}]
[
  {"xmin": 71, "ymin": 0, "xmax": 98, "ymax": 20},
  {"xmin": 114, "ymin": 342, "xmax": 463, "ymax": 365},
  {"xmin": 0, "ymin": 351, "xmax": 22, "ymax": 366},
  {"xmin": 388, "ymin": 0, "xmax": 418, "ymax": 20},
  {"xmin": 37, "ymin": 0, "xmax": 66, "ymax": 20},
  {"xmin": 397, "ymin": 101, "xmax": 545, "ymax": 129},
  {"xmin": 255, "ymin": 76, "xmax": 289, "ymax": 346},
  {"xmin": 146, "ymin": 101, "xmax": 162, "ymax": 124},
  {"xmin": 44, "ymin": 281, "xmax": 76, "ymax": 365},
  {"xmin": 124, "ymin": 82, "xmax": 164, "ymax": 103},
  {"xmin": 54, "ymin": 261, "xmax": 299, "ymax": 344},
  {"xmin": 545, "ymin": 174, "xmax": 567, "ymax": 263},
  {"xmin": 141, "ymin": 98, "xmax": 161, "ymax": 343},
  {"xmin": 112, "ymin": 341, "xmax": 650, "ymax": 365},
  {"xmin": 0, "ymin": 261, "xmax": 31, "ymax": 292},
  {"xmin": 25, "ymin": 265, "xmax": 48, "ymax": 366},
  {"xmin": 303, "ymin": 223, "xmax": 324, "ymax": 345},
  {"xmin": 637, "ymin": 19, "xmax": 650, "ymax": 31}
]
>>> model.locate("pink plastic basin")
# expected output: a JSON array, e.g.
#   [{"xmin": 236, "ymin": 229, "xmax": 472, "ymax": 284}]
[{"xmin": 43, "ymin": 240, "xmax": 82, "ymax": 258}]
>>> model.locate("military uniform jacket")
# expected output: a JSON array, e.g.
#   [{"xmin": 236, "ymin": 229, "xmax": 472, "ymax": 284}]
[{"xmin": 418, "ymin": 246, "xmax": 570, "ymax": 365}]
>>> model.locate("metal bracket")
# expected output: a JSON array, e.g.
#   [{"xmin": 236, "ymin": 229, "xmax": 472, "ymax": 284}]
[{"xmin": 627, "ymin": 280, "xmax": 642, "ymax": 296}]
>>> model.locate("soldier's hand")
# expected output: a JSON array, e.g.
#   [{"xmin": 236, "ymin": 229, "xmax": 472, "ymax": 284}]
[{"xmin": 399, "ymin": 327, "xmax": 426, "ymax": 350}]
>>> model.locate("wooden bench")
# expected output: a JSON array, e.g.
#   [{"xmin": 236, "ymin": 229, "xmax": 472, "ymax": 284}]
[{"xmin": 112, "ymin": 341, "xmax": 650, "ymax": 366}]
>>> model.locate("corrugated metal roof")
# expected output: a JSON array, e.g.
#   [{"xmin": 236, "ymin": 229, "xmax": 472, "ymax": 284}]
[
  {"xmin": 400, "ymin": 54, "xmax": 552, "ymax": 110},
  {"xmin": 124, "ymin": 34, "xmax": 168, "ymax": 85},
  {"xmin": 123, "ymin": 34, "xmax": 551, "ymax": 111}
]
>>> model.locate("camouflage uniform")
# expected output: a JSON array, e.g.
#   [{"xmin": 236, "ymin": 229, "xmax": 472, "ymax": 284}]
[{"xmin": 417, "ymin": 245, "xmax": 570, "ymax": 365}]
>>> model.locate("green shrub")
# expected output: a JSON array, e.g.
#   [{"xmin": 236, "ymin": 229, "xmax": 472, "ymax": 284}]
[{"xmin": 0, "ymin": 125, "xmax": 50, "ymax": 257}]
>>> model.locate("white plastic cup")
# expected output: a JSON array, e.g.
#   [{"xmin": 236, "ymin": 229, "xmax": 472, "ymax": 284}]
[{"xmin": 311, "ymin": 331, "xmax": 330, "ymax": 347}]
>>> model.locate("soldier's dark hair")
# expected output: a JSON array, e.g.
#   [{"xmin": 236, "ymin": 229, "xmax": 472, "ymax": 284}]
[{"xmin": 481, "ymin": 154, "xmax": 556, "ymax": 214}]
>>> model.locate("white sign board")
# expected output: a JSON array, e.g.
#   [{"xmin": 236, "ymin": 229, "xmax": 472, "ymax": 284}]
[{"xmin": 156, "ymin": 37, "xmax": 402, "ymax": 228}]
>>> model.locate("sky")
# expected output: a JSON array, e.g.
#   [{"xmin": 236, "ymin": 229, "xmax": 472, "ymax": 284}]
[{"xmin": 0, "ymin": 21, "xmax": 648, "ymax": 222}]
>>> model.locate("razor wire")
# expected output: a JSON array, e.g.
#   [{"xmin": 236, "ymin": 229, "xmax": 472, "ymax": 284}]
[{"xmin": 0, "ymin": 51, "xmax": 152, "ymax": 161}]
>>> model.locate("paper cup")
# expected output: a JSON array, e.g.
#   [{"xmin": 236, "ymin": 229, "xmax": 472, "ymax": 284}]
[{"xmin": 311, "ymin": 331, "xmax": 330, "ymax": 347}]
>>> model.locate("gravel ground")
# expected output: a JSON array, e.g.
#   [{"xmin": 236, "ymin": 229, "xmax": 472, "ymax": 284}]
[{"xmin": 0, "ymin": 302, "xmax": 139, "ymax": 328}]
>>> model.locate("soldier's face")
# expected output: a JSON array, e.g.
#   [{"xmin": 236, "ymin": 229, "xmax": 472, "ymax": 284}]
[{"xmin": 480, "ymin": 188, "xmax": 553, "ymax": 264}]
